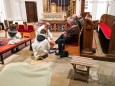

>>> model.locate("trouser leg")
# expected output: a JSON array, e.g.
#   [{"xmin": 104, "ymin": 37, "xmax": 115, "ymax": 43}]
[
  {"xmin": 55, "ymin": 34, "xmax": 64, "ymax": 44},
  {"xmin": 57, "ymin": 39, "xmax": 65, "ymax": 54}
]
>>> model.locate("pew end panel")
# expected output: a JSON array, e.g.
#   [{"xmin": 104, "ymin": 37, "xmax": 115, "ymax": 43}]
[
  {"xmin": 98, "ymin": 14, "xmax": 115, "ymax": 56},
  {"xmin": 82, "ymin": 19, "xmax": 95, "ymax": 54},
  {"xmin": 108, "ymin": 21, "xmax": 115, "ymax": 56}
]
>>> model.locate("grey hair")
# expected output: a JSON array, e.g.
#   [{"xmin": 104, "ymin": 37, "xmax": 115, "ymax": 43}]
[{"xmin": 67, "ymin": 16, "xmax": 76, "ymax": 24}]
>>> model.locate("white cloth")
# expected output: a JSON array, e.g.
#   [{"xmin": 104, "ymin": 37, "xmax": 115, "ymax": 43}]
[
  {"xmin": 36, "ymin": 25, "xmax": 53, "ymax": 39},
  {"xmin": 32, "ymin": 38, "xmax": 50, "ymax": 59},
  {"xmin": 0, "ymin": 62, "xmax": 52, "ymax": 86},
  {"xmin": 8, "ymin": 38, "xmax": 23, "ymax": 44}
]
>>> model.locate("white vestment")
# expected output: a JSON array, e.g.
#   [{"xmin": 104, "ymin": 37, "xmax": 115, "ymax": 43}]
[
  {"xmin": 36, "ymin": 25, "xmax": 53, "ymax": 39},
  {"xmin": 32, "ymin": 37, "xmax": 50, "ymax": 59}
]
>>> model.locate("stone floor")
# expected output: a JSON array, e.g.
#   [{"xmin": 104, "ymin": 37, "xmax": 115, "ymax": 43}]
[{"xmin": 0, "ymin": 31, "xmax": 115, "ymax": 86}]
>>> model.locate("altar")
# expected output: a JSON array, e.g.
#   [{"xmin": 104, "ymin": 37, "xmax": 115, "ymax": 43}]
[
  {"xmin": 42, "ymin": 2, "xmax": 68, "ymax": 31},
  {"xmin": 42, "ymin": 12, "xmax": 66, "ymax": 21}
]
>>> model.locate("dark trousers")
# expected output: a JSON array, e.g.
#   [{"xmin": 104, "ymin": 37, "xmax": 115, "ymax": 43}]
[{"xmin": 55, "ymin": 34, "xmax": 65, "ymax": 54}]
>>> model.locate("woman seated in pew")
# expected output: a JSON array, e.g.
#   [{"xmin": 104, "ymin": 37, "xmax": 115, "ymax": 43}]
[
  {"xmin": 55, "ymin": 17, "xmax": 80, "ymax": 56},
  {"xmin": 7, "ymin": 24, "xmax": 22, "ymax": 44},
  {"xmin": 32, "ymin": 29, "xmax": 50, "ymax": 60}
]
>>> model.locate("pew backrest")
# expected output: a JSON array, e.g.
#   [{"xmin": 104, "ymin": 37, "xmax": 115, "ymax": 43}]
[
  {"xmin": 83, "ymin": 18, "xmax": 94, "ymax": 51},
  {"xmin": 100, "ymin": 14, "xmax": 115, "ymax": 29}
]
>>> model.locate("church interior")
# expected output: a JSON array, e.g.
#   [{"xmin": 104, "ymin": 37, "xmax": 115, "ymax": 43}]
[{"xmin": 0, "ymin": 0, "xmax": 115, "ymax": 86}]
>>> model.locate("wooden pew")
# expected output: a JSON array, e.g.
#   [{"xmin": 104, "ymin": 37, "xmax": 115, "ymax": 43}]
[
  {"xmin": 98, "ymin": 14, "xmax": 115, "ymax": 56},
  {"xmin": 81, "ymin": 18, "xmax": 95, "ymax": 54},
  {"xmin": 64, "ymin": 16, "xmax": 96, "ymax": 56},
  {"xmin": 64, "ymin": 27, "xmax": 83, "ymax": 56}
]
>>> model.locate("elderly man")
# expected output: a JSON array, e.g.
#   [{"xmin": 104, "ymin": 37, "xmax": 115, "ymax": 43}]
[
  {"xmin": 72, "ymin": 14, "xmax": 84, "ymax": 29},
  {"xmin": 55, "ymin": 17, "xmax": 80, "ymax": 56}
]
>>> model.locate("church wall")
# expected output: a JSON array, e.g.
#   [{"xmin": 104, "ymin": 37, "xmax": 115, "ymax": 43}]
[
  {"xmin": 3, "ymin": 0, "xmax": 115, "ymax": 22},
  {"xmin": 3, "ymin": 0, "xmax": 43, "ymax": 22},
  {"xmin": 0, "ymin": 0, "xmax": 6, "ymax": 22},
  {"xmin": 108, "ymin": 0, "xmax": 115, "ymax": 16},
  {"xmin": 75, "ymin": 0, "xmax": 115, "ymax": 20},
  {"xmin": 89, "ymin": 0, "xmax": 108, "ymax": 20},
  {"xmin": 91, "ymin": 0, "xmax": 98, "ymax": 20},
  {"xmin": 3, "ymin": 0, "xmax": 13, "ymax": 20},
  {"xmin": 76, "ymin": 0, "xmax": 81, "ymax": 15},
  {"xmin": 10, "ymin": 0, "xmax": 22, "ymax": 20}
]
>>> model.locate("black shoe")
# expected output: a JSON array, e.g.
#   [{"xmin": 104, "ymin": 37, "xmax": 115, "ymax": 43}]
[{"xmin": 55, "ymin": 52, "xmax": 61, "ymax": 55}]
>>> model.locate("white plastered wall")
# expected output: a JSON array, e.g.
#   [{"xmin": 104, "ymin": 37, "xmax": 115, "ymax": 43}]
[
  {"xmin": 76, "ymin": 0, "xmax": 81, "ymax": 15},
  {"xmin": 3, "ymin": 0, "xmax": 43, "ymax": 22},
  {"xmin": 108, "ymin": 0, "xmax": 115, "ymax": 16},
  {"xmin": 3, "ymin": 0, "xmax": 13, "ymax": 20}
]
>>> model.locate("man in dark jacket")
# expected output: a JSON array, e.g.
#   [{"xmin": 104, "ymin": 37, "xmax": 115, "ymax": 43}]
[{"xmin": 55, "ymin": 17, "xmax": 80, "ymax": 55}]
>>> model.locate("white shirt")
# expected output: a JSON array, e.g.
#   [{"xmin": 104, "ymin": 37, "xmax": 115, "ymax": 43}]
[
  {"xmin": 36, "ymin": 25, "xmax": 53, "ymax": 39},
  {"xmin": 32, "ymin": 38, "xmax": 50, "ymax": 59}
]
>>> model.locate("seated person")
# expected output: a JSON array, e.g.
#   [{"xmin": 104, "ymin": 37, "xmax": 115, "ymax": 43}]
[
  {"xmin": 32, "ymin": 29, "xmax": 50, "ymax": 60},
  {"xmin": 7, "ymin": 24, "xmax": 22, "ymax": 44},
  {"xmin": 55, "ymin": 17, "xmax": 80, "ymax": 55},
  {"xmin": 36, "ymin": 22, "xmax": 55, "ymax": 48},
  {"xmin": 72, "ymin": 14, "xmax": 84, "ymax": 29},
  {"xmin": 85, "ymin": 13, "xmax": 92, "ymax": 20}
]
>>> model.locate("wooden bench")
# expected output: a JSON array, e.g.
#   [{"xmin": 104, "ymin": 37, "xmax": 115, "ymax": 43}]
[
  {"xmin": 98, "ymin": 14, "xmax": 115, "ymax": 55},
  {"xmin": 0, "ymin": 38, "xmax": 32, "ymax": 64},
  {"xmin": 70, "ymin": 56, "xmax": 93, "ymax": 82}
]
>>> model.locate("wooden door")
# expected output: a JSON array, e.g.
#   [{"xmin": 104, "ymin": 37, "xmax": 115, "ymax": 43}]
[{"xmin": 25, "ymin": 1, "xmax": 38, "ymax": 22}]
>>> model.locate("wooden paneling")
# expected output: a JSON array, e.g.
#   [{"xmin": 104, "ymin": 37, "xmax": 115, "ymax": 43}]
[
  {"xmin": 99, "ymin": 14, "xmax": 115, "ymax": 56},
  {"xmin": 82, "ymin": 18, "xmax": 94, "ymax": 53},
  {"xmin": 108, "ymin": 22, "xmax": 115, "ymax": 56}
]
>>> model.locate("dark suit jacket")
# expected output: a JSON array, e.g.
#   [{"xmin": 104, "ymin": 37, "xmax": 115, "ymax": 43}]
[{"xmin": 65, "ymin": 25, "xmax": 80, "ymax": 44}]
